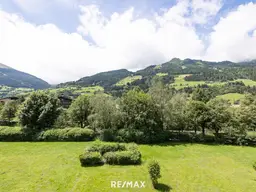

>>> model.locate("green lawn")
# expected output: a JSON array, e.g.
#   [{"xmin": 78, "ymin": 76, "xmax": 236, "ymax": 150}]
[
  {"xmin": 116, "ymin": 76, "xmax": 142, "ymax": 86},
  {"xmin": 156, "ymin": 73, "xmax": 168, "ymax": 77},
  {"xmin": 217, "ymin": 93, "xmax": 245, "ymax": 104},
  {"xmin": 0, "ymin": 142, "xmax": 255, "ymax": 192},
  {"xmin": 233, "ymin": 79, "xmax": 256, "ymax": 86}
]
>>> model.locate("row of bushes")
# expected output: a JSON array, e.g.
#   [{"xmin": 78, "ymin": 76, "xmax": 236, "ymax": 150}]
[
  {"xmin": 0, "ymin": 127, "xmax": 95, "ymax": 142},
  {"xmin": 79, "ymin": 143, "xmax": 142, "ymax": 166},
  {"xmin": 1, "ymin": 126, "xmax": 255, "ymax": 146}
]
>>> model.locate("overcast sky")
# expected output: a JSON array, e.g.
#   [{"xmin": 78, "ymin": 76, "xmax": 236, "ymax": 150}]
[{"xmin": 1, "ymin": 0, "xmax": 256, "ymax": 84}]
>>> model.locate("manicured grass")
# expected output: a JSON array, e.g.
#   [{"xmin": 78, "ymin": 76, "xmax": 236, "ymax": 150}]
[
  {"xmin": 47, "ymin": 86, "xmax": 104, "ymax": 95},
  {"xmin": 0, "ymin": 142, "xmax": 256, "ymax": 192},
  {"xmin": 116, "ymin": 76, "xmax": 142, "ymax": 86},
  {"xmin": 217, "ymin": 93, "xmax": 245, "ymax": 104}
]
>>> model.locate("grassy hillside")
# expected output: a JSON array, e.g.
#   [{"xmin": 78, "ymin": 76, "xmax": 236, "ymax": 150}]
[
  {"xmin": 116, "ymin": 75, "xmax": 142, "ymax": 86},
  {"xmin": 0, "ymin": 142, "xmax": 255, "ymax": 192},
  {"xmin": 217, "ymin": 93, "xmax": 246, "ymax": 104}
]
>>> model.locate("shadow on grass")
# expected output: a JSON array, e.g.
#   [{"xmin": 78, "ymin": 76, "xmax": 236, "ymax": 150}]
[{"xmin": 155, "ymin": 183, "xmax": 172, "ymax": 192}]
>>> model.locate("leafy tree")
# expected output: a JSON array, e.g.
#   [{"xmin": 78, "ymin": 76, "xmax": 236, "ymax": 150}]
[
  {"xmin": 54, "ymin": 108, "xmax": 71, "ymax": 128},
  {"xmin": 186, "ymin": 100, "xmax": 211, "ymax": 135},
  {"xmin": 238, "ymin": 95, "xmax": 256, "ymax": 132},
  {"xmin": 164, "ymin": 93, "xmax": 188, "ymax": 131},
  {"xmin": 68, "ymin": 95, "xmax": 90, "ymax": 128},
  {"xmin": 192, "ymin": 88, "xmax": 213, "ymax": 103},
  {"xmin": 121, "ymin": 89, "xmax": 163, "ymax": 143},
  {"xmin": 207, "ymin": 98, "xmax": 231, "ymax": 136},
  {"xmin": 19, "ymin": 92, "xmax": 61, "ymax": 133},
  {"xmin": 88, "ymin": 94, "xmax": 122, "ymax": 131},
  {"xmin": 1, "ymin": 101, "xmax": 18, "ymax": 122}
]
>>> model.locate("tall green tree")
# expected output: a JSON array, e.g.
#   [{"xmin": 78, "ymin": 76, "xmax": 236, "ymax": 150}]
[
  {"xmin": 186, "ymin": 100, "xmax": 210, "ymax": 135},
  {"xmin": 1, "ymin": 101, "xmax": 18, "ymax": 122},
  {"xmin": 68, "ymin": 95, "xmax": 90, "ymax": 128},
  {"xmin": 121, "ymin": 89, "xmax": 163, "ymax": 143},
  {"xmin": 88, "ymin": 94, "xmax": 122, "ymax": 131},
  {"xmin": 19, "ymin": 92, "xmax": 61, "ymax": 133},
  {"xmin": 207, "ymin": 98, "xmax": 231, "ymax": 136},
  {"xmin": 164, "ymin": 93, "xmax": 188, "ymax": 132}
]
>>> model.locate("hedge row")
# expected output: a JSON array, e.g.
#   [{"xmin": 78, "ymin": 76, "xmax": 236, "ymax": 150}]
[
  {"xmin": 0, "ymin": 127, "xmax": 95, "ymax": 142},
  {"xmin": 38, "ymin": 128, "xmax": 95, "ymax": 141},
  {"xmin": 0, "ymin": 126, "xmax": 29, "ymax": 141},
  {"xmin": 79, "ymin": 143, "xmax": 142, "ymax": 166}
]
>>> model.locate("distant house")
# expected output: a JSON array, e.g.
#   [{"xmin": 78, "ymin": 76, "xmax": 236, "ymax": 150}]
[
  {"xmin": 0, "ymin": 96, "xmax": 19, "ymax": 104},
  {"xmin": 58, "ymin": 95, "xmax": 72, "ymax": 108}
]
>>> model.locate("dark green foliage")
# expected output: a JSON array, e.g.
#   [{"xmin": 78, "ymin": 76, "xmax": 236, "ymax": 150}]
[
  {"xmin": 38, "ymin": 128, "xmax": 95, "ymax": 141},
  {"xmin": 103, "ymin": 150, "xmax": 141, "ymax": 165},
  {"xmin": 19, "ymin": 92, "xmax": 61, "ymax": 133},
  {"xmin": 121, "ymin": 89, "xmax": 163, "ymax": 143},
  {"xmin": 68, "ymin": 95, "xmax": 90, "ymax": 128},
  {"xmin": 253, "ymin": 162, "xmax": 256, "ymax": 171},
  {"xmin": 1, "ymin": 101, "xmax": 18, "ymax": 122},
  {"xmin": 86, "ymin": 142, "xmax": 126, "ymax": 155},
  {"xmin": 0, "ymin": 126, "xmax": 29, "ymax": 141},
  {"xmin": 148, "ymin": 160, "xmax": 161, "ymax": 188},
  {"xmin": 79, "ymin": 152, "xmax": 104, "ymax": 167}
]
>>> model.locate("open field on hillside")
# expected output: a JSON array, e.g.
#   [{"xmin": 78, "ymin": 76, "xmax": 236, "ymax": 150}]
[
  {"xmin": 116, "ymin": 76, "xmax": 142, "ymax": 86},
  {"xmin": 170, "ymin": 74, "xmax": 206, "ymax": 89},
  {"xmin": 0, "ymin": 142, "xmax": 255, "ymax": 192},
  {"xmin": 217, "ymin": 93, "xmax": 246, "ymax": 104},
  {"xmin": 48, "ymin": 86, "xmax": 104, "ymax": 95},
  {"xmin": 233, "ymin": 79, "xmax": 256, "ymax": 86}
]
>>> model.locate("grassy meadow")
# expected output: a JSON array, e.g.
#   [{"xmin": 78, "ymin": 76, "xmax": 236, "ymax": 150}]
[
  {"xmin": 0, "ymin": 142, "xmax": 256, "ymax": 192},
  {"xmin": 116, "ymin": 76, "xmax": 142, "ymax": 86},
  {"xmin": 217, "ymin": 93, "xmax": 246, "ymax": 104}
]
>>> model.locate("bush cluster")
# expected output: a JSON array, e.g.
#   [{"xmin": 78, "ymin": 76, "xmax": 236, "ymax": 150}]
[
  {"xmin": 79, "ymin": 142, "xmax": 142, "ymax": 166},
  {"xmin": 86, "ymin": 142, "xmax": 126, "ymax": 155},
  {"xmin": 38, "ymin": 128, "xmax": 95, "ymax": 141},
  {"xmin": 103, "ymin": 150, "xmax": 141, "ymax": 165},
  {"xmin": 79, "ymin": 152, "xmax": 104, "ymax": 167}
]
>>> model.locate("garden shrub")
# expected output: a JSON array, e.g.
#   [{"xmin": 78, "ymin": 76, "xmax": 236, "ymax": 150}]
[
  {"xmin": 103, "ymin": 150, "xmax": 141, "ymax": 165},
  {"xmin": 79, "ymin": 152, "xmax": 104, "ymax": 167},
  {"xmin": 148, "ymin": 160, "xmax": 161, "ymax": 188},
  {"xmin": 0, "ymin": 126, "xmax": 29, "ymax": 141},
  {"xmin": 86, "ymin": 142, "xmax": 126, "ymax": 155},
  {"xmin": 38, "ymin": 128, "xmax": 95, "ymax": 141},
  {"xmin": 253, "ymin": 162, "xmax": 256, "ymax": 171}
]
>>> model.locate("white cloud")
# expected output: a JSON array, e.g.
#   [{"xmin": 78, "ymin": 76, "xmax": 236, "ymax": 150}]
[
  {"xmin": 2, "ymin": 1, "xmax": 256, "ymax": 84},
  {"xmin": 205, "ymin": 2, "xmax": 256, "ymax": 61}
]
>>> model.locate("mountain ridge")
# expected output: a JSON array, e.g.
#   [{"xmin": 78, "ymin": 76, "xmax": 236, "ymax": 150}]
[{"xmin": 0, "ymin": 63, "xmax": 50, "ymax": 89}]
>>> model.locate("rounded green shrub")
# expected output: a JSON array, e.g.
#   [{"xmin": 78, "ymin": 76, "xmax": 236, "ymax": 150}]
[
  {"xmin": 0, "ymin": 126, "xmax": 29, "ymax": 141},
  {"xmin": 103, "ymin": 150, "xmax": 141, "ymax": 165},
  {"xmin": 86, "ymin": 142, "xmax": 126, "ymax": 155},
  {"xmin": 79, "ymin": 152, "xmax": 104, "ymax": 167},
  {"xmin": 148, "ymin": 160, "xmax": 161, "ymax": 188}
]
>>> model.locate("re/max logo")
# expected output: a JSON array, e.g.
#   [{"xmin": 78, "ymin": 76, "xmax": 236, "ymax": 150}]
[{"xmin": 111, "ymin": 181, "xmax": 146, "ymax": 188}]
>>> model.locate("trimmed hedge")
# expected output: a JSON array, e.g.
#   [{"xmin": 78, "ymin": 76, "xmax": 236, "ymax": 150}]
[
  {"xmin": 86, "ymin": 142, "xmax": 126, "ymax": 155},
  {"xmin": 38, "ymin": 128, "xmax": 95, "ymax": 141},
  {"xmin": 0, "ymin": 126, "xmax": 29, "ymax": 141},
  {"xmin": 79, "ymin": 152, "xmax": 104, "ymax": 167},
  {"xmin": 103, "ymin": 150, "xmax": 142, "ymax": 165}
]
